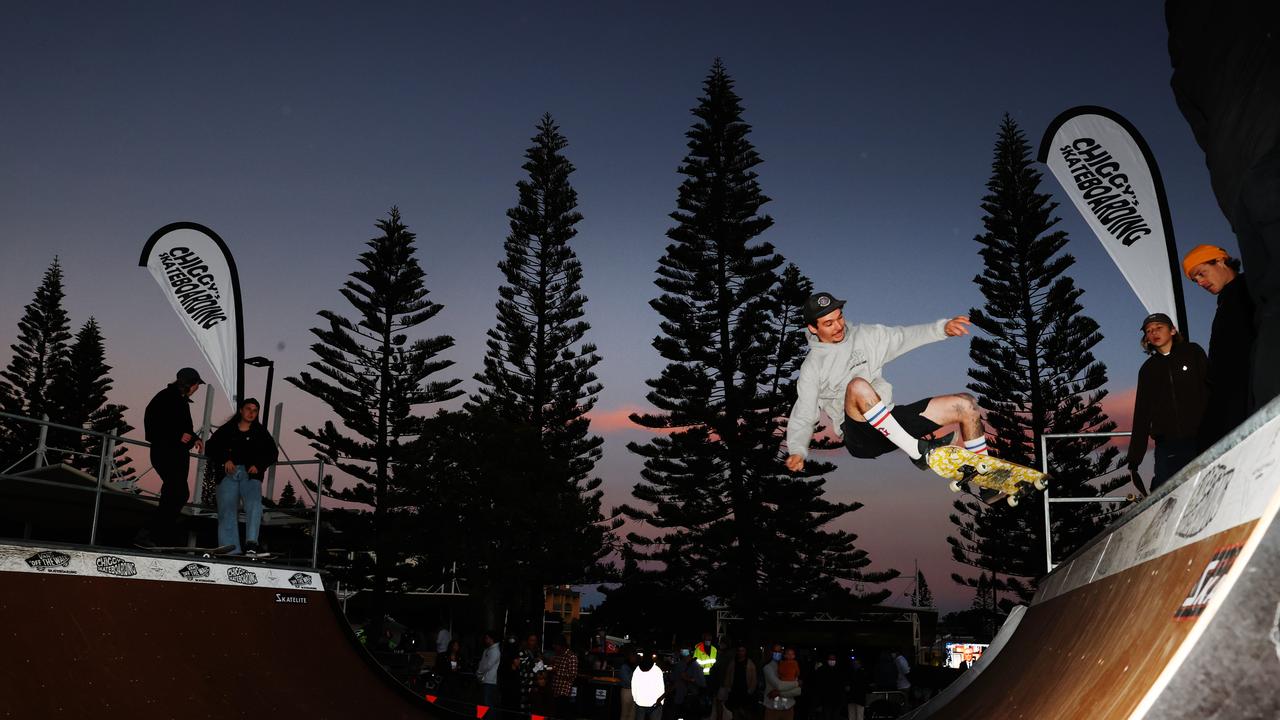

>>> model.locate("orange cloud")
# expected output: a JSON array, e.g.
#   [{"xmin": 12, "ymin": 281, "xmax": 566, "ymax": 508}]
[
  {"xmin": 587, "ymin": 405, "xmax": 676, "ymax": 435},
  {"xmin": 1101, "ymin": 385, "xmax": 1137, "ymax": 447}
]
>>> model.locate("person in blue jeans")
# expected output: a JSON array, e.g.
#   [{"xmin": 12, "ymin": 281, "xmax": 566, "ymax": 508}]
[{"xmin": 206, "ymin": 398, "xmax": 278, "ymax": 555}]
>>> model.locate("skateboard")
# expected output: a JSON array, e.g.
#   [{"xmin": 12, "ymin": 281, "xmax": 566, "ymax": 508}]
[
  {"xmin": 926, "ymin": 445, "xmax": 1048, "ymax": 507},
  {"xmin": 138, "ymin": 543, "xmax": 236, "ymax": 558}
]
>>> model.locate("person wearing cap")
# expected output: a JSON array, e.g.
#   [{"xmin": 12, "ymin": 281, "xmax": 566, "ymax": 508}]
[
  {"xmin": 135, "ymin": 367, "xmax": 205, "ymax": 547},
  {"xmin": 785, "ymin": 292, "xmax": 979, "ymax": 473},
  {"xmin": 1127, "ymin": 313, "xmax": 1208, "ymax": 493},
  {"xmin": 1182, "ymin": 244, "xmax": 1255, "ymax": 448}
]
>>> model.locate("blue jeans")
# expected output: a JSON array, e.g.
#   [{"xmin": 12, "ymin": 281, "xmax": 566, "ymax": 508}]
[{"xmin": 217, "ymin": 466, "xmax": 263, "ymax": 553}]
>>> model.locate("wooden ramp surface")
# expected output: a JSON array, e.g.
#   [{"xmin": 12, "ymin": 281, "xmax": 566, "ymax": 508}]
[{"xmin": 906, "ymin": 403, "xmax": 1280, "ymax": 720}]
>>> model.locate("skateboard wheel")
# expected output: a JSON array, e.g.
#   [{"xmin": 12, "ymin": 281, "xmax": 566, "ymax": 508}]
[
  {"xmin": 975, "ymin": 461, "xmax": 991, "ymax": 474},
  {"xmin": 949, "ymin": 481, "xmax": 962, "ymax": 493},
  {"xmin": 1006, "ymin": 495, "xmax": 1019, "ymax": 507},
  {"xmin": 1034, "ymin": 478, "xmax": 1047, "ymax": 490}
]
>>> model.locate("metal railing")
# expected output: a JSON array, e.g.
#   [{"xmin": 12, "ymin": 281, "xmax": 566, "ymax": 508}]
[
  {"xmin": 0, "ymin": 410, "xmax": 329, "ymax": 566},
  {"xmin": 1039, "ymin": 431, "xmax": 1133, "ymax": 572}
]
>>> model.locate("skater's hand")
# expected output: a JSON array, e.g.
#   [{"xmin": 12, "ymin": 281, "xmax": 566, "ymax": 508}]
[
  {"xmin": 224, "ymin": 460, "xmax": 236, "ymax": 475},
  {"xmin": 944, "ymin": 316, "xmax": 971, "ymax": 337},
  {"xmin": 786, "ymin": 454, "xmax": 805, "ymax": 472},
  {"xmin": 181, "ymin": 432, "xmax": 193, "ymax": 445},
  {"xmin": 248, "ymin": 466, "xmax": 259, "ymax": 475},
  {"xmin": 193, "ymin": 438, "xmax": 204, "ymax": 453}
]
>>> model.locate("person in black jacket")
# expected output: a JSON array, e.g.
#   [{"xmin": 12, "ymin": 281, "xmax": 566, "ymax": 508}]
[
  {"xmin": 135, "ymin": 367, "xmax": 204, "ymax": 547},
  {"xmin": 1183, "ymin": 245, "xmax": 1256, "ymax": 449},
  {"xmin": 205, "ymin": 397, "xmax": 278, "ymax": 555},
  {"xmin": 1128, "ymin": 314, "xmax": 1209, "ymax": 493}
]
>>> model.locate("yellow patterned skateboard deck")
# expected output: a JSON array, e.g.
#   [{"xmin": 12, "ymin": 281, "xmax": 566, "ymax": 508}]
[{"xmin": 926, "ymin": 445, "xmax": 1049, "ymax": 507}]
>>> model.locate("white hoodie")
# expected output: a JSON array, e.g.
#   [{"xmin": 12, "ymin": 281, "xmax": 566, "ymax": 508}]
[{"xmin": 786, "ymin": 318, "xmax": 949, "ymax": 458}]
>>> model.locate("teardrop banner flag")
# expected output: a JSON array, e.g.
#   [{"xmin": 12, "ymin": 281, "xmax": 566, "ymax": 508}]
[
  {"xmin": 139, "ymin": 222, "xmax": 244, "ymax": 408},
  {"xmin": 1038, "ymin": 106, "xmax": 1189, "ymax": 336}
]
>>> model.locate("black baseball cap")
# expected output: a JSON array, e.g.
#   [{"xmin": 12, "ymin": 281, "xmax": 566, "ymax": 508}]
[
  {"xmin": 803, "ymin": 292, "xmax": 846, "ymax": 325},
  {"xmin": 176, "ymin": 367, "xmax": 204, "ymax": 385},
  {"xmin": 1140, "ymin": 313, "xmax": 1175, "ymax": 331}
]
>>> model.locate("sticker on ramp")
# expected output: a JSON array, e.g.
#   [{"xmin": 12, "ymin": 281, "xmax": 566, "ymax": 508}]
[{"xmin": 1175, "ymin": 544, "xmax": 1242, "ymax": 621}]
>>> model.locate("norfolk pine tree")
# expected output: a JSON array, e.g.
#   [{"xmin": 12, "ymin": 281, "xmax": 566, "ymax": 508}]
[
  {"xmin": 1, "ymin": 258, "xmax": 72, "ymax": 464},
  {"xmin": 624, "ymin": 62, "xmax": 894, "ymax": 627},
  {"xmin": 465, "ymin": 114, "xmax": 617, "ymax": 626},
  {"xmin": 948, "ymin": 116, "xmax": 1123, "ymax": 606},
  {"xmin": 288, "ymin": 207, "xmax": 462, "ymax": 616},
  {"xmin": 47, "ymin": 318, "xmax": 134, "ymax": 477}
]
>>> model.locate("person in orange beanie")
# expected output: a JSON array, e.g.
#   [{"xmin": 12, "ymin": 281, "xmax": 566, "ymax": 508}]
[{"xmin": 1182, "ymin": 245, "xmax": 1255, "ymax": 448}]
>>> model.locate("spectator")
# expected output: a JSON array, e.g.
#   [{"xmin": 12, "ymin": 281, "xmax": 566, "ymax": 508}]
[
  {"xmin": 518, "ymin": 633, "xmax": 542, "ymax": 713},
  {"xmin": 670, "ymin": 645, "xmax": 701, "ymax": 720},
  {"xmin": 499, "ymin": 635, "xmax": 521, "ymax": 711},
  {"xmin": 1183, "ymin": 245, "xmax": 1257, "ymax": 448},
  {"xmin": 619, "ymin": 649, "xmax": 638, "ymax": 720},
  {"xmin": 891, "ymin": 651, "xmax": 911, "ymax": 698},
  {"xmin": 763, "ymin": 644, "xmax": 801, "ymax": 720},
  {"xmin": 810, "ymin": 653, "xmax": 846, "ymax": 720},
  {"xmin": 549, "ymin": 636, "xmax": 579, "ymax": 719},
  {"xmin": 846, "ymin": 657, "xmax": 868, "ymax": 720},
  {"xmin": 1127, "ymin": 313, "xmax": 1209, "ymax": 493},
  {"xmin": 632, "ymin": 649, "xmax": 666, "ymax": 720},
  {"xmin": 437, "ymin": 625, "xmax": 453, "ymax": 654},
  {"xmin": 205, "ymin": 397, "xmax": 277, "ymax": 555},
  {"xmin": 719, "ymin": 645, "xmax": 758, "ymax": 720},
  {"xmin": 476, "ymin": 632, "xmax": 502, "ymax": 708},
  {"xmin": 437, "ymin": 639, "xmax": 467, "ymax": 697},
  {"xmin": 135, "ymin": 367, "xmax": 204, "ymax": 548}
]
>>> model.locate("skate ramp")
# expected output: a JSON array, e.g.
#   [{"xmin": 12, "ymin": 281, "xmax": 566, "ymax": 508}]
[
  {"xmin": 0, "ymin": 544, "xmax": 447, "ymax": 719},
  {"xmin": 904, "ymin": 400, "xmax": 1280, "ymax": 719}
]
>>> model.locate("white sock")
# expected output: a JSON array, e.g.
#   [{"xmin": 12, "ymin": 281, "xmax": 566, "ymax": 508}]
[
  {"xmin": 866, "ymin": 402, "xmax": 921, "ymax": 459},
  {"xmin": 964, "ymin": 437, "xmax": 988, "ymax": 455}
]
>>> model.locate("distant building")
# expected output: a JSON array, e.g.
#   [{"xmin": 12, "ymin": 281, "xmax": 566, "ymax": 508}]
[{"xmin": 545, "ymin": 585, "xmax": 581, "ymax": 624}]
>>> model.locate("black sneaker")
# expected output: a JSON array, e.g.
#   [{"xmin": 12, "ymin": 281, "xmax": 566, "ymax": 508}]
[
  {"xmin": 243, "ymin": 541, "xmax": 261, "ymax": 556},
  {"xmin": 911, "ymin": 431, "xmax": 956, "ymax": 471}
]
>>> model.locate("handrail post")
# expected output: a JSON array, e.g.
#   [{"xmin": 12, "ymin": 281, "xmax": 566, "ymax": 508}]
[
  {"xmin": 89, "ymin": 437, "xmax": 115, "ymax": 546},
  {"xmin": 311, "ymin": 460, "xmax": 325, "ymax": 568},
  {"xmin": 36, "ymin": 414, "xmax": 49, "ymax": 468},
  {"xmin": 1041, "ymin": 434, "xmax": 1053, "ymax": 572}
]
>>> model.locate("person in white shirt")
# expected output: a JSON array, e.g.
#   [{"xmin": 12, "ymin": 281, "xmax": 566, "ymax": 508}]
[
  {"xmin": 476, "ymin": 631, "xmax": 502, "ymax": 708},
  {"xmin": 631, "ymin": 649, "xmax": 666, "ymax": 720}
]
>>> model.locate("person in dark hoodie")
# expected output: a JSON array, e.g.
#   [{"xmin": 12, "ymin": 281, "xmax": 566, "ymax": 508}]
[
  {"xmin": 1182, "ymin": 245, "xmax": 1256, "ymax": 449},
  {"xmin": 1127, "ymin": 314, "xmax": 1209, "ymax": 493},
  {"xmin": 135, "ymin": 367, "xmax": 204, "ymax": 547},
  {"xmin": 205, "ymin": 397, "xmax": 278, "ymax": 555}
]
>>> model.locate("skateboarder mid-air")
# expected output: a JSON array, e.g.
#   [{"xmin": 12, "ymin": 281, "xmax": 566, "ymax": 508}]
[{"xmin": 785, "ymin": 292, "xmax": 985, "ymax": 474}]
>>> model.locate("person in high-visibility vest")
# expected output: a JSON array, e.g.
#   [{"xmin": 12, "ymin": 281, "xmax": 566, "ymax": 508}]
[{"xmin": 693, "ymin": 632, "xmax": 718, "ymax": 676}]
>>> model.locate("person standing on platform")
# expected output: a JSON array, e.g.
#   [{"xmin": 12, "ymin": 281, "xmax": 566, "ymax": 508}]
[
  {"xmin": 549, "ymin": 636, "xmax": 579, "ymax": 719},
  {"xmin": 1183, "ymin": 245, "xmax": 1256, "ymax": 448},
  {"xmin": 206, "ymin": 398, "xmax": 277, "ymax": 555},
  {"xmin": 477, "ymin": 632, "xmax": 502, "ymax": 708},
  {"xmin": 135, "ymin": 367, "xmax": 204, "ymax": 548},
  {"xmin": 632, "ymin": 649, "xmax": 666, "ymax": 720},
  {"xmin": 1127, "ymin": 313, "xmax": 1209, "ymax": 493}
]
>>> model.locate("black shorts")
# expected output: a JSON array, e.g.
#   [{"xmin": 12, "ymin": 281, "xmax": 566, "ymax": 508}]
[{"xmin": 841, "ymin": 397, "xmax": 941, "ymax": 459}]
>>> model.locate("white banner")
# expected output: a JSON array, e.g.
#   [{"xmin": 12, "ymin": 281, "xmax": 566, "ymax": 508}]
[
  {"xmin": 1039, "ymin": 107, "xmax": 1185, "ymax": 330},
  {"xmin": 139, "ymin": 223, "xmax": 243, "ymax": 408}
]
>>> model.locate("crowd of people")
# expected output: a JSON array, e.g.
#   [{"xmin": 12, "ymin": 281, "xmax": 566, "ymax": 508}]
[{"xmin": 417, "ymin": 628, "xmax": 932, "ymax": 720}]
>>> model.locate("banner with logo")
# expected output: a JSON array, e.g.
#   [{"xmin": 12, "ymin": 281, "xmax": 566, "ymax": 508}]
[
  {"xmin": 139, "ymin": 222, "xmax": 244, "ymax": 408},
  {"xmin": 1038, "ymin": 106, "xmax": 1188, "ymax": 334}
]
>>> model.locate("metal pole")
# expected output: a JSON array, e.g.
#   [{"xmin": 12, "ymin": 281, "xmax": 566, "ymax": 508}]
[
  {"xmin": 311, "ymin": 460, "xmax": 325, "ymax": 568},
  {"xmin": 266, "ymin": 402, "xmax": 283, "ymax": 501},
  {"xmin": 194, "ymin": 385, "xmax": 215, "ymax": 506},
  {"xmin": 1041, "ymin": 434, "xmax": 1053, "ymax": 573},
  {"xmin": 35, "ymin": 414, "xmax": 49, "ymax": 468},
  {"xmin": 89, "ymin": 438, "xmax": 115, "ymax": 545},
  {"xmin": 260, "ymin": 362, "xmax": 274, "ymax": 427}
]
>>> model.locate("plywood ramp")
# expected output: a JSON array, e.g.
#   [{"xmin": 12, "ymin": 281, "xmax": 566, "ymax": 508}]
[{"xmin": 905, "ymin": 402, "xmax": 1280, "ymax": 720}]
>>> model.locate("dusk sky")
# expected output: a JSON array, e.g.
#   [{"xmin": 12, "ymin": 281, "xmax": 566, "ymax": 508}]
[{"xmin": 1, "ymin": 2, "xmax": 1235, "ymax": 612}]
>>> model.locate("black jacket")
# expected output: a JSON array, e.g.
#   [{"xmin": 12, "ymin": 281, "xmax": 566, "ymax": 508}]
[
  {"xmin": 206, "ymin": 420, "xmax": 278, "ymax": 480},
  {"xmin": 144, "ymin": 384, "xmax": 196, "ymax": 456},
  {"xmin": 1128, "ymin": 342, "xmax": 1209, "ymax": 470},
  {"xmin": 1200, "ymin": 275, "xmax": 1256, "ymax": 449}
]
